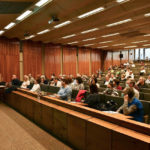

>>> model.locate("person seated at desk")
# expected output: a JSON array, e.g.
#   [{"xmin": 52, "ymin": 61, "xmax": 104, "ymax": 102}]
[
  {"xmin": 21, "ymin": 75, "xmax": 30, "ymax": 89},
  {"xmin": 30, "ymin": 79, "xmax": 41, "ymax": 93},
  {"xmin": 113, "ymin": 79, "xmax": 122, "ymax": 90},
  {"xmin": 136, "ymin": 76, "xmax": 148, "ymax": 90},
  {"xmin": 53, "ymin": 78, "xmax": 72, "ymax": 101},
  {"xmin": 117, "ymin": 87, "xmax": 144, "ymax": 122},
  {"xmin": 145, "ymin": 75, "xmax": 150, "ymax": 84},
  {"xmin": 140, "ymin": 66, "xmax": 146, "ymax": 75},
  {"xmin": 72, "ymin": 77, "xmax": 84, "ymax": 90}
]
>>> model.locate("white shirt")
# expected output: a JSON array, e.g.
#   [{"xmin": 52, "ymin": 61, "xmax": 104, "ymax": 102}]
[
  {"xmin": 21, "ymin": 80, "xmax": 30, "ymax": 89},
  {"xmin": 30, "ymin": 84, "xmax": 40, "ymax": 92},
  {"xmin": 56, "ymin": 81, "xmax": 62, "ymax": 87}
]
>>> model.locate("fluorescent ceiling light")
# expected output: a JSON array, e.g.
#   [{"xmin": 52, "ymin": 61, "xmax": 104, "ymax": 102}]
[
  {"xmin": 25, "ymin": 35, "xmax": 35, "ymax": 40},
  {"xmin": 143, "ymin": 44, "xmax": 150, "ymax": 47},
  {"xmin": 0, "ymin": 30, "xmax": 4, "ymax": 35},
  {"xmin": 144, "ymin": 34, "xmax": 150, "ymax": 37},
  {"xmin": 106, "ymin": 19, "xmax": 132, "ymax": 27},
  {"xmin": 102, "ymin": 33, "xmax": 119, "ymax": 37},
  {"xmin": 99, "ymin": 41, "xmax": 112, "ymax": 44},
  {"xmin": 16, "ymin": 10, "xmax": 32, "ymax": 21},
  {"xmin": 131, "ymin": 40, "xmax": 148, "ymax": 44},
  {"xmin": 83, "ymin": 38, "xmax": 96, "ymax": 41},
  {"xmin": 81, "ymin": 28, "xmax": 99, "ymax": 34},
  {"xmin": 144, "ymin": 13, "xmax": 150, "ymax": 17},
  {"xmin": 116, "ymin": 0, "xmax": 130, "ymax": 3},
  {"xmin": 98, "ymin": 46, "xmax": 108, "ymax": 48},
  {"xmin": 78, "ymin": 7, "xmax": 104, "ymax": 19},
  {"xmin": 54, "ymin": 21, "xmax": 71, "ymax": 28},
  {"xmin": 4, "ymin": 22, "xmax": 16, "ymax": 29},
  {"xmin": 37, "ymin": 29, "xmax": 50, "ymax": 35},
  {"xmin": 35, "ymin": 0, "xmax": 51, "ymax": 7},
  {"xmin": 113, "ymin": 43, "xmax": 126, "ymax": 46},
  {"xmin": 124, "ymin": 46, "xmax": 137, "ymax": 48},
  {"xmin": 84, "ymin": 43, "xmax": 95, "ymax": 46},
  {"xmin": 62, "ymin": 34, "xmax": 76, "ymax": 39},
  {"xmin": 68, "ymin": 41, "xmax": 78, "ymax": 44}
]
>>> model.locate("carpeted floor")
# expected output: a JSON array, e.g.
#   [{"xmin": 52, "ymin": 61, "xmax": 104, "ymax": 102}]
[{"xmin": 0, "ymin": 102, "xmax": 72, "ymax": 150}]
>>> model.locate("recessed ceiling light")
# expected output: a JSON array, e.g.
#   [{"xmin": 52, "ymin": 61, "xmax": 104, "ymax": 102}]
[
  {"xmin": 84, "ymin": 43, "xmax": 95, "ymax": 46},
  {"xmin": 25, "ymin": 35, "xmax": 35, "ymax": 40},
  {"xmin": 62, "ymin": 34, "xmax": 76, "ymax": 39},
  {"xmin": 113, "ymin": 43, "xmax": 126, "ymax": 46},
  {"xmin": 37, "ymin": 29, "xmax": 50, "ymax": 35},
  {"xmin": 4, "ymin": 22, "xmax": 16, "ymax": 29},
  {"xmin": 131, "ymin": 40, "xmax": 148, "ymax": 44},
  {"xmin": 102, "ymin": 33, "xmax": 119, "ymax": 38},
  {"xmin": 116, "ymin": 0, "xmax": 130, "ymax": 3},
  {"xmin": 99, "ymin": 41, "xmax": 113, "ymax": 44},
  {"xmin": 54, "ymin": 21, "xmax": 71, "ymax": 28},
  {"xmin": 0, "ymin": 30, "xmax": 4, "ymax": 35},
  {"xmin": 78, "ymin": 7, "xmax": 104, "ymax": 19},
  {"xmin": 143, "ymin": 44, "xmax": 150, "ymax": 47},
  {"xmin": 81, "ymin": 28, "xmax": 99, "ymax": 34},
  {"xmin": 144, "ymin": 34, "xmax": 150, "ymax": 37},
  {"xmin": 106, "ymin": 19, "xmax": 132, "ymax": 27},
  {"xmin": 98, "ymin": 46, "xmax": 108, "ymax": 48},
  {"xmin": 16, "ymin": 10, "xmax": 32, "ymax": 21},
  {"xmin": 144, "ymin": 13, "xmax": 150, "ymax": 17},
  {"xmin": 35, "ymin": 0, "xmax": 52, "ymax": 7},
  {"xmin": 124, "ymin": 46, "xmax": 137, "ymax": 48},
  {"xmin": 68, "ymin": 41, "xmax": 78, "ymax": 44},
  {"xmin": 83, "ymin": 38, "xmax": 96, "ymax": 41}
]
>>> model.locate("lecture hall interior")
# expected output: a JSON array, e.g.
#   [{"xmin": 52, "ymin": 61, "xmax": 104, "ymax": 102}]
[{"xmin": 0, "ymin": 0, "xmax": 150, "ymax": 149}]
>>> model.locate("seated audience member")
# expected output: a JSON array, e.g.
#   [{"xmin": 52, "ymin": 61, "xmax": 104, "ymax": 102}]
[
  {"xmin": 128, "ymin": 71, "xmax": 134, "ymax": 79},
  {"xmin": 145, "ymin": 75, "xmax": 150, "ymax": 84},
  {"xmin": 89, "ymin": 78, "xmax": 99, "ymax": 94},
  {"xmin": 41, "ymin": 75, "xmax": 49, "ymax": 84},
  {"xmin": 121, "ymin": 74, "xmax": 126, "ymax": 81},
  {"xmin": 72, "ymin": 77, "xmax": 84, "ymax": 90},
  {"xmin": 113, "ymin": 79, "xmax": 122, "ymax": 90},
  {"xmin": 140, "ymin": 66, "xmax": 146, "ymax": 75},
  {"xmin": 54, "ymin": 79, "xmax": 72, "ymax": 100},
  {"xmin": 126, "ymin": 79, "xmax": 139, "ymax": 99},
  {"xmin": 125, "ymin": 67, "xmax": 131, "ymax": 79},
  {"xmin": 28, "ymin": 73, "xmax": 35, "ymax": 84},
  {"xmin": 103, "ymin": 81, "xmax": 119, "ymax": 96},
  {"xmin": 117, "ymin": 87, "xmax": 144, "ymax": 122},
  {"xmin": 104, "ymin": 75, "xmax": 110, "ymax": 86},
  {"xmin": 136, "ymin": 77, "xmax": 148, "ymax": 89},
  {"xmin": 110, "ymin": 74, "xmax": 115, "ymax": 82},
  {"xmin": 21, "ymin": 75, "xmax": 30, "ymax": 89},
  {"xmin": 30, "ymin": 79, "xmax": 41, "ymax": 92},
  {"xmin": 53, "ymin": 78, "xmax": 62, "ymax": 87}
]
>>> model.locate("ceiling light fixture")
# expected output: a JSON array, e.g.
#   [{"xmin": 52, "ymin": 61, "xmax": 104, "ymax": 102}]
[
  {"xmin": 116, "ymin": 0, "xmax": 130, "ymax": 3},
  {"xmin": 144, "ymin": 34, "xmax": 150, "ymax": 37},
  {"xmin": 35, "ymin": 0, "xmax": 52, "ymax": 7},
  {"xmin": 131, "ymin": 40, "xmax": 148, "ymax": 44},
  {"xmin": 25, "ymin": 35, "xmax": 35, "ymax": 40},
  {"xmin": 0, "ymin": 30, "xmax": 4, "ymax": 35},
  {"xmin": 143, "ymin": 44, "xmax": 150, "ymax": 47},
  {"xmin": 68, "ymin": 41, "xmax": 78, "ymax": 44},
  {"xmin": 106, "ymin": 19, "xmax": 132, "ymax": 27},
  {"xmin": 84, "ymin": 43, "xmax": 95, "ymax": 46},
  {"xmin": 81, "ymin": 28, "xmax": 99, "ymax": 34},
  {"xmin": 144, "ymin": 13, "xmax": 150, "ymax": 17},
  {"xmin": 78, "ymin": 7, "xmax": 104, "ymax": 19},
  {"xmin": 99, "ymin": 41, "xmax": 113, "ymax": 44},
  {"xmin": 102, "ymin": 33, "xmax": 119, "ymax": 37},
  {"xmin": 37, "ymin": 29, "xmax": 50, "ymax": 35},
  {"xmin": 62, "ymin": 34, "xmax": 76, "ymax": 39},
  {"xmin": 124, "ymin": 46, "xmax": 137, "ymax": 48},
  {"xmin": 16, "ymin": 10, "xmax": 32, "ymax": 21},
  {"xmin": 83, "ymin": 38, "xmax": 96, "ymax": 41},
  {"xmin": 54, "ymin": 21, "xmax": 71, "ymax": 28},
  {"xmin": 4, "ymin": 22, "xmax": 16, "ymax": 29},
  {"xmin": 98, "ymin": 46, "xmax": 108, "ymax": 48}
]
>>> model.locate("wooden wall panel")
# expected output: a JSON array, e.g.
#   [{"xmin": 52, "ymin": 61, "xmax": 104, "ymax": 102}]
[
  {"xmin": 23, "ymin": 41, "xmax": 42, "ymax": 78},
  {"xmin": 78, "ymin": 48, "xmax": 90, "ymax": 75},
  {"xmin": 63, "ymin": 46, "xmax": 77, "ymax": 76},
  {"xmin": 45, "ymin": 44, "xmax": 61, "ymax": 77},
  {"xmin": 113, "ymin": 51, "xmax": 120, "ymax": 66},
  {"xmin": 91, "ymin": 49, "xmax": 101, "ymax": 74},
  {"xmin": 121, "ymin": 50, "xmax": 129, "ymax": 64},
  {"xmin": 0, "ymin": 38, "xmax": 20, "ymax": 82},
  {"xmin": 104, "ymin": 51, "xmax": 112, "ymax": 70}
]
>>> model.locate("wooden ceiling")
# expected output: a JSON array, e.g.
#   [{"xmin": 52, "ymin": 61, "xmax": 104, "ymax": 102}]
[{"xmin": 1, "ymin": 0, "xmax": 150, "ymax": 50}]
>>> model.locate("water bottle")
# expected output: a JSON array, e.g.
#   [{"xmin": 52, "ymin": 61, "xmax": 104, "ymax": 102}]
[{"xmin": 67, "ymin": 94, "xmax": 71, "ymax": 103}]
